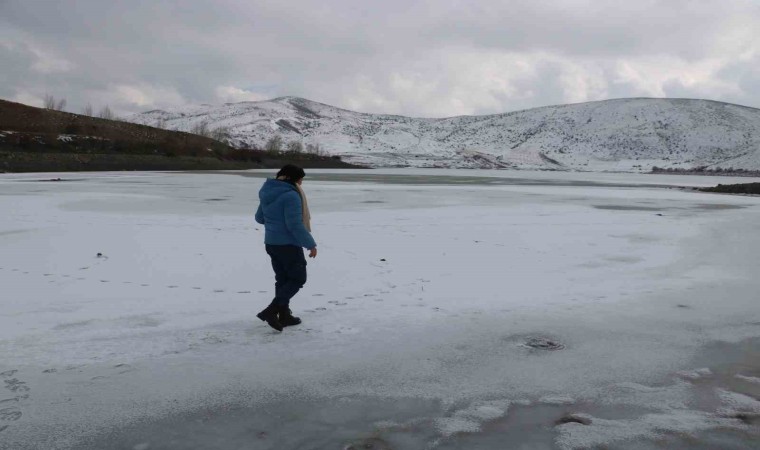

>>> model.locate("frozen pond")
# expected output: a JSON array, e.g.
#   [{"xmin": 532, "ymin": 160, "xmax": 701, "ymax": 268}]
[{"xmin": 1, "ymin": 169, "xmax": 759, "ymax": 449}]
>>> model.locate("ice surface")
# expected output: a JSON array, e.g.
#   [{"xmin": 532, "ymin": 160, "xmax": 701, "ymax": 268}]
[{"xmin": 0, "ymin": 169, "xmax": 759, "ymax": 449}]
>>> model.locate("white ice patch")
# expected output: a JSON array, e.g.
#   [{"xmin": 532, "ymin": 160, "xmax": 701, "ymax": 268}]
[
  {"xmin": 717, "ymin": 389, "xmax": 760, "ymax": 415},
  {"xmin": 735, "ymin": 374, "xmax": 760, "ymax": 384},
  {"xmin": 556, "ymin": 410, "xmax": 741, "ymax": 450},
  {"xmin": 539, "ymin": 395, "xmax": 575, "ymax": 405},
  {"xmin": 434, "ymin": 400, "xmax": 511, "ymax": 437},
  {"xmin": 676, "ymin": 367, "xmax": 713, "ymax": 380},
  {"xmin": 433, "ymin": 417, "xmax": 481, "ymax": 437},
  {"xmin": 598, "ymin": 381, "xmax": 692, "ymax": 410}
]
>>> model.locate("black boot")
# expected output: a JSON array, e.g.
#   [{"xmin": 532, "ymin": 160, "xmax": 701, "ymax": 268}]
[
  {"xmin": 257, "ymin": 303, "xmax": 283, "ymax": 331},
  {"xmin": 278, "ymin": 306, "xmax": 302, "ymax": 327}
]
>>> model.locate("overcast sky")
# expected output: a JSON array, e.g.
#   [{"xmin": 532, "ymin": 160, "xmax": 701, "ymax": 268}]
[{"xmin": 2, "ymin": 0, "xmax": 759, "ymax": 117}]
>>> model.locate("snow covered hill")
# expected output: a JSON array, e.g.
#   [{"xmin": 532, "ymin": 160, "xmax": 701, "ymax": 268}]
[{"xmin": 129, "ymin": 97, "xmax": 760, "ymax": 171}]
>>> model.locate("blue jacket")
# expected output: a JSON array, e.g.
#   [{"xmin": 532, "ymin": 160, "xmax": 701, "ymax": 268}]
[{"xmin": 255, "ymin": 179, "xmax": 317, "ymax": 249}]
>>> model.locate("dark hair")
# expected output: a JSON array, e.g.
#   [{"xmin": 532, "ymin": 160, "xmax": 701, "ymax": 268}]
[{"xmin": 276, "ymin": 164, "xmax": 305, "ymax": 183}]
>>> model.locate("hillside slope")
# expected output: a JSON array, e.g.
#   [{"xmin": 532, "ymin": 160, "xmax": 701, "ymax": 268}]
[
  {"xmin": 0, "ymin": 99, "xmax": 358, "ymax": 172},
  {"xmin": 131, "ymin": 97, "xmax": 760, "ymax": 171},
  {"xmin": 0, "ymin": 99, "xmax": 228, "ymax": 155}
]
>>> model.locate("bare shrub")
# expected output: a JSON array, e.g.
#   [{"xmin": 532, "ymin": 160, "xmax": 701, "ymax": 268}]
[
  {"xmin": 98, "ymin": 105, "xmax": 115, "ymax": 120},
  {"xmin": 265, "ymin": 135, "xmax": 283, "ymax": 153},
  {"xmin": 286, "ymin": 140, "xmax": 303, "ymax": 154},
  {"xmin": 44, "ymin": 94, "xmax": 67, "ymax": 111}
]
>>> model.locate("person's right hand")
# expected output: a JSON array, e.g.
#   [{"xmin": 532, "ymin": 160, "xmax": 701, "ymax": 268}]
[{"xmin": 309, "ymin": 247, "xmax": 318, "ymax": 258}]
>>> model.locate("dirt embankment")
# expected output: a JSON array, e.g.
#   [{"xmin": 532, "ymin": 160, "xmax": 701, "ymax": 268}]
[
  {"xmin": 0, "ymin": 145, "xmax": 358, "ymax": 172},
  {"xmin": 699, "ymin": 183, "xmax": 760, "ymax": 195}
]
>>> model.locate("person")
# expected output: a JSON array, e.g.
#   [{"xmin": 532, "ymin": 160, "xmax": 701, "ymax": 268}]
[{"xmin": 254, "ymin": 164, "xmax": 317, "ymax": 331}]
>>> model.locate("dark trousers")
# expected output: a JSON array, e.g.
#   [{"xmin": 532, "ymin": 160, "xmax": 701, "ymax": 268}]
[{"xmin": 266, "ymin": 244, "xmax": 307, "ymax": 308}]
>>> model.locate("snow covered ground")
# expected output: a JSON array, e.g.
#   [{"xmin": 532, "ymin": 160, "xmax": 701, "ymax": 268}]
[
  {"xmin": 130, "ymin": 97, "xmax": 760, "ymax": 171},
  {"xmin": 1, "ymin": 169, "xmax": 759, "ymax": 449}
]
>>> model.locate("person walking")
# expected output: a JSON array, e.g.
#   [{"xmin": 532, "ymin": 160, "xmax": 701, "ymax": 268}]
[{"xmin": 255, "ymin": 164, "xmax": 317, "ymax": 331}]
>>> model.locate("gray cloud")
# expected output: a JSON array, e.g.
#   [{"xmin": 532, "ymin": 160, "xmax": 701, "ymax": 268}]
[{"xmin": 1, "ymin": 0, "xmax": 759, "ymax": 117}]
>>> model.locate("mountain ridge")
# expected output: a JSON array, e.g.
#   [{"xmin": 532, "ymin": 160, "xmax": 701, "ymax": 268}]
[{"xmin": 130, "ymin": 97, "xmax": 760, "ymax": 171}]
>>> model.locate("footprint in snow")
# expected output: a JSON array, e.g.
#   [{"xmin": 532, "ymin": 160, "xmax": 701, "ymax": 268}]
[
  {"xmin": 202, "ymin": 334, "xmax": 227, "ymax": 344},
  {"xmin": 0, "ymin": 408, "xmax": 22, "ymax": 422},
  {"xmin": 334, "ymin": 327, "xmax": 357, "ymax": 334},
  {"xmin": 3, "ymin": 378, "xmax": 29, "ymax": 393}
]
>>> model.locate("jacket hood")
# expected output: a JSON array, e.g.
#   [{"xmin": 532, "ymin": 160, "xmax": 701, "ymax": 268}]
[{"xmin": 259, "ymin": 178, "xmax": 298, "ymax": 204}]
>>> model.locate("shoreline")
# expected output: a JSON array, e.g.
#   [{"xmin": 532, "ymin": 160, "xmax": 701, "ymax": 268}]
[{"xmin": 0, "ymin": 151, "xmax": 361, "ymax": 173}]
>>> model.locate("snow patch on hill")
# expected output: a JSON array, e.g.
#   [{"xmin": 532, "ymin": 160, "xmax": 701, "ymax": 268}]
[{"xmin": 129, "ymin": 97, "xmax": 760, "ymax": 171}]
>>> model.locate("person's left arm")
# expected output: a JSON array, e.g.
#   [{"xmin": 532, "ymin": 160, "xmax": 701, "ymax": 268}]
[
  {"xmin": 255, "ymin": 203, "xmax": 265, "ymax": 224},
  {"xmin": 283, "ymin": 192, "xmax": 317, "ymax": 250}
]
